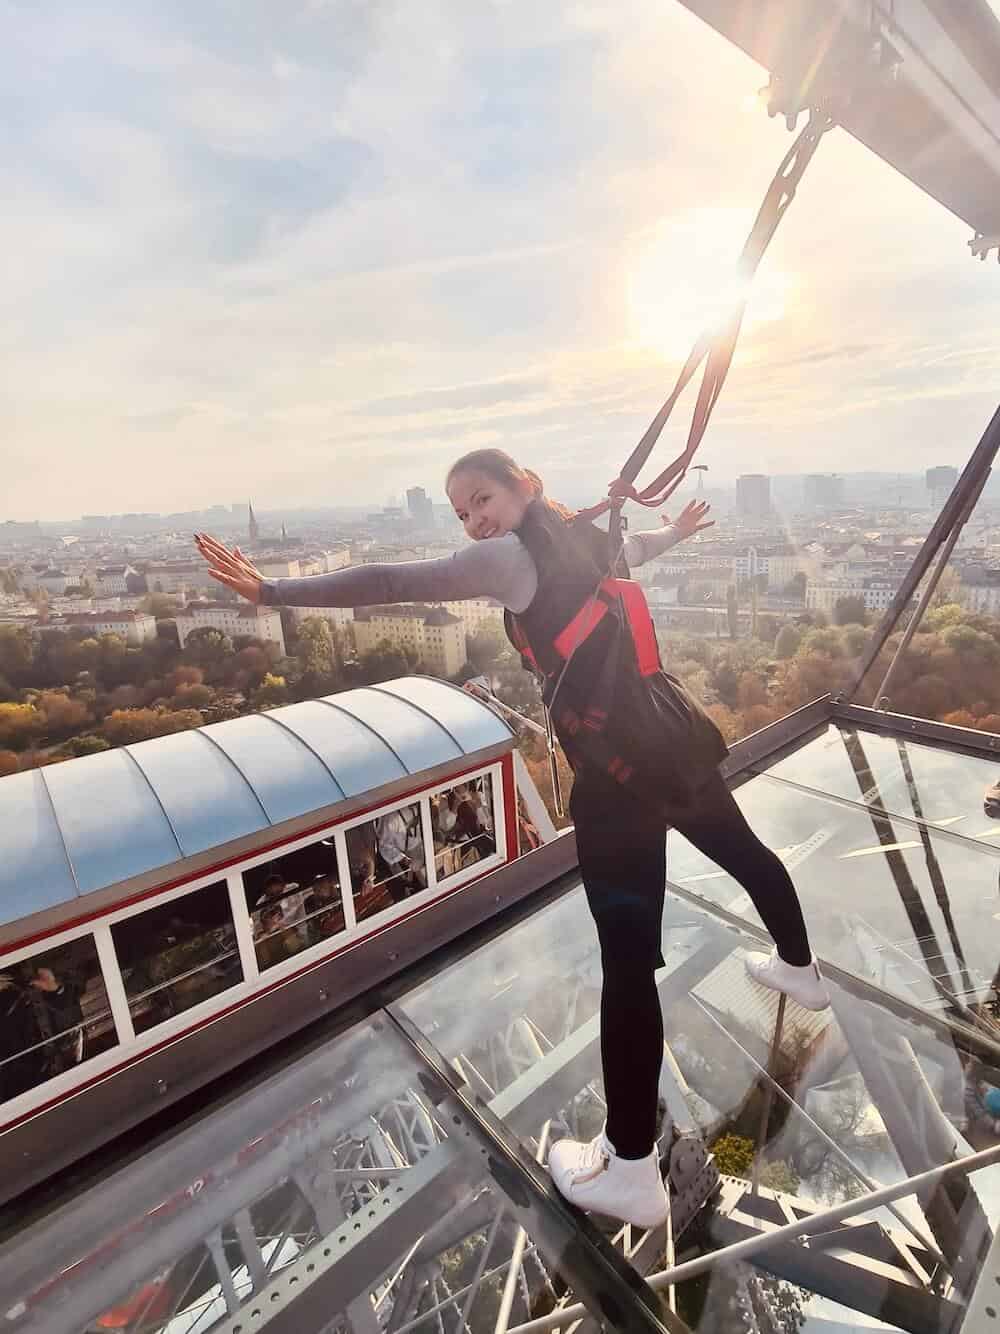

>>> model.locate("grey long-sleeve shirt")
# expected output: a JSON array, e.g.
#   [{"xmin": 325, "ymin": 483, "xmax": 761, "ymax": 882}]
[{"xmin": 260, "ymin": 524, "xmax": 681, "ymax": 616}]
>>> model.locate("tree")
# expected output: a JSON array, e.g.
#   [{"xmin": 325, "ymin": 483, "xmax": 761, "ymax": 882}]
[
  {"xmin": 0, "ymin": 626, "xmax": 35, "ymax": 685},
  {"xmin": 833, "ymin": 595, "xmax": 867, "ymax": 626},
  {"xmin": 102, "ymin": 707, "xmax": 202, "ymax": 746},
  {"xmin": 782, "ymin": 571, "xmax": 807, "ymax": 599},
  {"xmin": 64, "ymin": 734, "xmax": 111, "ymax": 758},
  {"xmin": 171, "ymin": 682, "xmax": 214, "ymax": 710},
  {"xmin": 252, "ymin": 673, "xmax": 290, "ymax": 710},
  {"xmin": 96, "ymin": 633, "xmax": 129, "ymax": 688},
  {"xmin": 467, "ymin": 627, "xmax": 507, "ymax": 675},
  {"xmin": 107, "ymin": 683, "xmax": 144, "ymax": 711},
  {"xmin": 163, "ymin": 664, "xmax": 204, "ymax": 694},
  {"xmin": 0, "ymin": 749, "xmax": 19, "ymax": 777},
  {"xmin": 102, "ymin": 708, "xmax": 166, "ymax": 745},
  {"xmin": 36, "ymin": 690, "xmax": 92, "ymax": 739},
  {"xmin": 0, "ymin": 568, "xmax": 19, "ymax": 595},
  {"xmin": 355, "ymin": 643, "xmax": 412, "ymax": 686},
  {"xmin": 775, "ymin": 624, "xmax": 802, "ymax": 660},
  {"xmin": 183, "ymin": 626, "xmax": 233, "ymax": 671},
  {"xmin": 292, "ymin": 617, "xmax": 339, "ymax": 697},
  {"xmin": 929, "ymin": 566, "xmax": 963, "ymax": 610},
  {"xmin": 233, "ymin": 645, "xmax": 270, "ymax": 691},
  {"xmin": 726, "ymin": 585, "xmax": 739, "ymax": 640},
  {"xmin": 0, "ymin": 702, "xmax": 41, "ymax": 751}
]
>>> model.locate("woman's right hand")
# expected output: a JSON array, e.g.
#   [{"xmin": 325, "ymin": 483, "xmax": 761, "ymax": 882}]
[{"xmin": 194, "ymin": 533, "xmax": 265, "ymax": 604}]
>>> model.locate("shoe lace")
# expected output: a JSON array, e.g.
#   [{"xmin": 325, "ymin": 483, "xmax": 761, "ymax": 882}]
[{"xmin": 572, "ymin": 1135, "xmax": 610, "ymax": 1184}]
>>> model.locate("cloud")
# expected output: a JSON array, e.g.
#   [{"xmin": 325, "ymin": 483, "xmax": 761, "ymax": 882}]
[
  {"xmin": 2, "ymin": 0, "xmax": 999, "ymax": 519},
  {"xmin": 359, "ymin": 375, "xmax": 549, "ymax": 417}
]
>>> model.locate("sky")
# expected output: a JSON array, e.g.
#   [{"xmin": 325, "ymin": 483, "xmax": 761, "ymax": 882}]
[{"xmin": 2, "ymin": 0, "xmax": 999, "ymax": 522}]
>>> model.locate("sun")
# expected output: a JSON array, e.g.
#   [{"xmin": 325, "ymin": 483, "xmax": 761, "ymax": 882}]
[{"xmin": 625, "ymin": 207, "xmax": 791, "ymax": 361}]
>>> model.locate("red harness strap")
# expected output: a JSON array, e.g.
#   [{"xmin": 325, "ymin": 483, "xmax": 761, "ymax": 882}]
[{"xmin": 543, "ymin": 579, "xmax": 661, "ymax": 678}]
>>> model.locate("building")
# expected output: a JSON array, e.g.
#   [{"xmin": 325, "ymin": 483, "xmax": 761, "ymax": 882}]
[
  {"xmin": 732, "ymin": 546, "xmax": 821, "ymax": 588},
  {"xmin": 320, "ymin": 547, "xmax": 351, "ymax": 574},
  {"xmin": 93, "ymin": 564, "xmax": 138, "ymax": 596},
  {"xmin": 806, "ymin": 577, "xmax": 900, "ymax": 614},
  {"xmin": 442, "ymin": 597, "xmax": 505, "ymax": 638},
  {"xmin": 175, "ymin": 602, "xmax": 286, "ymax": 654},
  {"xmin": 406, "ymin": 487, "xmax": 436, "ymax": 531},
  {"xmin": 803, "ymin": 474, "xmax": 845, "ymax": 510},
  {"xmin": 255, "ymin": 557, "xmax": 302, "ymax": 579},
  {"xmin": 248, "ymin": 501, "xmax": 260, "ymax": 549},
  {"xmin": 286, "ymin": 604, "xmax": 356, "ymax": 641},
  {"xmin": 736, "ymin": 474, "xmax": 771, "ymax": 520},
  {"xmin": 59, "ymin": 611, "xmax": 158, "ymax": 645},
  {"xmin": 144, "ymin": 561, "xmax": 214, "ymax": 596},
  {"xmin": 926, "ymin": 466, "xmax": 958, "ymax": 506},
  {"xmin": 23, "ymin": 568, "xmax": 72, "ymax": 595},
  {"xmin": 959, "ymin": 567, "xmax": 1000, "ymax": 616},
  {"xmin": 353, "ymin": 604, "xmax": 466, "ymax": 677}
]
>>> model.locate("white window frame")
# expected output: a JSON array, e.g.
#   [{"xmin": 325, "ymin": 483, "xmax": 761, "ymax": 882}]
[
  {"xmin": 232, "ymin": 820, "xmax": 352, "ymax": 984},
  {"xmin": 0, "ymin": 760, "xmax": 509, "ymax": 1125},
  {"xmin": 348, "ymin": 761, "xmax": 506, "ymax": 922}
]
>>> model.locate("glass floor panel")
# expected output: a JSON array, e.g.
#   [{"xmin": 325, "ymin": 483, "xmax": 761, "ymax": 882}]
[
  {"xmin": 753, "ymin": 723, "xmax": 1000, "ymax": 850},
  {"xmin": 5, "ymin": 878, "xmax": 998, "ymax": 1334},
  {"xmin": 397, "ymin": 883, "xmax": 1000, "ymax": 1330},
  {"xmin": 3, "ymin": 728, "xmax": 1000, "ymax": 1334},
  {"xmin": 667, "ymin": 773, "xmax": 1000, "ymax": 1021}
]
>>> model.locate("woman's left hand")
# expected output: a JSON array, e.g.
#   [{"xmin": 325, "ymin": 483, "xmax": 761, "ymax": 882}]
[{"xmin": 663, "ymin": 499, "xmax": 714, "ymax": 542}]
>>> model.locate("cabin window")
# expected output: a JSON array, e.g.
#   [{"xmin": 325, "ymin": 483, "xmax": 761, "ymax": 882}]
[
  {"xmin": 242, "ymin": 836, "xmax": 347, "ymax": 973},
  {"xmin": 0, "ymin": 935, "xmax": 115, "ymax": 1105},
  {"xmin": 345, "ymin": 802, "xmax": 424, "ymax": 925},
  {"xmin": 111, "ymin": 882, "xmax": 242, "ymax": 1034},
  {"xmin": 430, "ymin": 774, "xmax": 496, "ymax": 883}
]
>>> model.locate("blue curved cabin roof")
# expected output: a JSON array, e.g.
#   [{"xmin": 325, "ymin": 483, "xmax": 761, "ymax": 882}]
[{"xmin": 0, "ymin": 677, "xmax": 513, "ymax": 936}]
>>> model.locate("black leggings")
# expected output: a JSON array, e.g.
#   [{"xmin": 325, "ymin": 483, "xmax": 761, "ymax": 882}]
[{"xmin": 570, "ymin": 768, "xmax": 812, "ymax": 1158}]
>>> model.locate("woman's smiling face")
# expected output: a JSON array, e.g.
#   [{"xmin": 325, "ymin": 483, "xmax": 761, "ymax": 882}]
[{"xmin": 447, "ymin": 467, "xmax": 532, "ymax": 542}]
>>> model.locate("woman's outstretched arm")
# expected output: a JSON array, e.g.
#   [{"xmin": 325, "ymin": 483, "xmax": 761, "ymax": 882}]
[{"xmin": 194, "ymin": 532, "xmax": 539, "ymax": 613}]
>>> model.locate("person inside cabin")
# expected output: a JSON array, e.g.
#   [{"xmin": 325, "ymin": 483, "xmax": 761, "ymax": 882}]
[
  {"xmin": 254, "ymin": 904, "xmax": 294, "ymax": 971},
  {"xmin": 195, "ymin": 446, "xmax": 829, "ymax": 1230},
  {"xmin": 0, "ymin": 969, "xmax": 47, "ymax": 1100},
  {"xmin": 29, "ymin": 966, "xmax": 85, "ymax": 1074},
  {"xmin": 432, "ymin": 791, "xmax": 458, "ymax": 840},
  {"xmin": 305, "ymin": 875, "xmax": 344, "ymax": 943},
  {"xmin": 452, "ymin": 783, "xmax": 492, "ymax": 864},
  {"xmin": 0, "ymin": 965, "xmax": 85, "ymax": 1089},
  {"xmin": 375, "ymin": 809, "xmax": 412, "ymax": 902},
  {"xmin": 253, "ymin": 872, "xmax": 289, "ymax": 912}
]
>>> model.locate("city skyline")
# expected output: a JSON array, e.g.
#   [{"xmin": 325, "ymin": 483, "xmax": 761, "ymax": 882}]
[
  {"xmin": 3, "ymin": 462, "xmax": 991, "ymax": 531},
  {"xmin": 4, "ymin": 2, "xmax": 1000, "ymax": 523}
]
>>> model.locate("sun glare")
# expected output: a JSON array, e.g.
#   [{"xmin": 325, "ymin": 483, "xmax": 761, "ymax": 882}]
[{"xmin": 626, "ymin": 208, "xmax": 791, "ymax": 362}]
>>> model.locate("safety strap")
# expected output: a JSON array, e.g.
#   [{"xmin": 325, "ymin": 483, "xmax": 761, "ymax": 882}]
[
  {"xmin": 513, "ymin": 577, "xmax": 661, "ymax": 684},
  {"xmin": 576, "ymin": 111, "xmax": 834, "ymax": 550},
  {"xmin": 526, "ymin": 113, "xmax": 833, "ymax": 776}
]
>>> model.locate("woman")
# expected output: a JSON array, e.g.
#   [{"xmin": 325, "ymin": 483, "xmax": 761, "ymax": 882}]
[{"xmin": 195, "ymin": 447, "xmax": 827, "ymax": 1229}]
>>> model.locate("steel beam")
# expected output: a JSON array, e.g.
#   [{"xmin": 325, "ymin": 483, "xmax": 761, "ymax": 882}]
[
  {"xmin": 842, "ymin": 403, "xmax": 1000, "ymax": 705},
  {"xmin": 708, "ymin": 1183, "xmax": 963, "ymax": 1334},
  {"xmin": 832, "ymin": 701, "xmax": 1000, "ymax": 760}
]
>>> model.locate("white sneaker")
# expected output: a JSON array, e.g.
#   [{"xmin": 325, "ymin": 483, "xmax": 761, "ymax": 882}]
[
  {"xmin": 547, "ymin": 1131, "xmax": 669, "ymax": 1228},
  {"xmin": 745, "ymin": 949, "xmax": 830, "ymax": 1011}
]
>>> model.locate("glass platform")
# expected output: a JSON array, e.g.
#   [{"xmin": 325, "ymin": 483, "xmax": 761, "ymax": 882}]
[{"xmin": 2, "ymin": 721, "xmax": 999, "ymax": 1334}]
